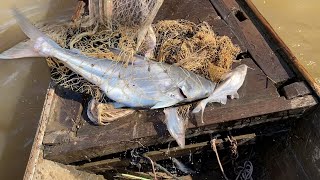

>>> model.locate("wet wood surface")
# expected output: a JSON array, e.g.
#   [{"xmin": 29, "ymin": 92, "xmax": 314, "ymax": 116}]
[{"xmin": 42, "ymin": 0, "xmax": 317, "ymax": 164}]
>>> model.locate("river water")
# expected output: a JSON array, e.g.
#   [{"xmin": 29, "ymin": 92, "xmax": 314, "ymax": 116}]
[
  {"xmin": 0, "ymin": 0, "xmax": 319, "ymax": 179},
  {"xmin": 0, "ymin": 1, "xmax": 75, "ymax": 179},
  {"xmin": 252, "ymin": 0, "xmax": 320, "ymax": 84}
]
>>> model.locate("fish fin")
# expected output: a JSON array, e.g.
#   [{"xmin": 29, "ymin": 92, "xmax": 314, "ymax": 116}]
[
  {"xmin": 151, "ymin": 100, "xmax": 179, "ymax": 109},
  {"xmin": 219, "ymin": 96, "xmax": 228, "ymax": 104},
  {"xmin": 86, "ymin": 99, "xmax": 103, "ymax": 125},
  {"xmin": 192, "ymin": 99, "xmax": 208, "ymax": 124},
  {"xmin": 164, "ymin": 107, "xmax": 186, "ymax": 148},
  {"xmin": 12, "ymin": 8, "xmax": 46, "ymax": 40},
  {"xmin": 205, "ymin": 89, "xmax": 228, "ymax": 105},
  {"xmin": 111, "ymin": 102, "xmax": 127, "ymax": 108},
  {"xmin": 0, "ymin": 40, "xmax": 41, "ymax": 59},
  {"xmin": 1, "ymin": 9, "xmax": 61, "ymax": 59},
  {"xmin": 230, "ymin": 92, "xmax": 239, "ymax": 99}
]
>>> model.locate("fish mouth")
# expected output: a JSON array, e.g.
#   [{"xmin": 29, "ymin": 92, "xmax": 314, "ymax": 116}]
[{"xmin": 178, "ymin": 87, "xmax": 188, "ymax": 99}]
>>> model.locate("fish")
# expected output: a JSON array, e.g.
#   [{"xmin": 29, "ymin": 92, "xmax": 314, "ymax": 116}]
[
  {"xmin": 164, "ymin": 107, "xmax": 186, "ymax": 148},
  {"xmin": 0, "ymin": 9, "xmax": 216, "ymax": 110},
  {"xmin": 192, "ymin": 64, "xmax": 248, "ymax": 123}
]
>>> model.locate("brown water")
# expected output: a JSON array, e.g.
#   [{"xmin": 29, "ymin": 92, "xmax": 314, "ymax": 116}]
[
  {"xmin": 0, "ymin": 0, "xmax": 319, "ymax": 179},
  {"xmin": 0, "ymin": 1, "xmax": 75, "ymax": 179},
  {"xmin": 252, "ymin": 0, "xmax": 320, "ymax": 84}
]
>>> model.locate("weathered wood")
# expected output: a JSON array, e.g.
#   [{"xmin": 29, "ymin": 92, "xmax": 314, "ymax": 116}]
[
  {"xmin": 77, "ymin": 134, "xmax": 256, "ymax": 173},
  {"xmin": 44, "ymin": 86, "xmax": 83, "ymax": 145},
  {"xmin": 155, "ymin": 0, "xmax": 219, "ymax": 23},
  {"xmin": 282, "ymin": 82, "xmax": 311, "ymax": 100},
  {"xmin": 24, "ymin": 88, "xmax": 55, "ymax": 180},
  {"xmin": 210, "ymin": 0, "xmax": 295, "ymax": 84}
]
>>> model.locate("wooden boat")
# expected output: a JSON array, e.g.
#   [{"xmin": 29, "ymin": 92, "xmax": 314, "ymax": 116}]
[{"xmin": 24, "ymin": 0, "xmax": 320, "ymax": 179}]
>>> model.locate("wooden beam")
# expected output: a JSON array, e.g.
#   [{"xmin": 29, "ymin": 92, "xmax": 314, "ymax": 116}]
[
  {"xmin": 77, "ymin": 134, "xmax": 256, "ymax": 173},
  {"xmin": 210, "ymin": 0, "xmax": 295, "ymax": 84},
  {"xmin": 24, "ymin": 88, "xmax": 56, "ymax": 180}
]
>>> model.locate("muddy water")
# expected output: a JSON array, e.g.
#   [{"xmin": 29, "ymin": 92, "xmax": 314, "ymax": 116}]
[
  {"xmin": 252, "ymin": 0, "xmax": 320, "ymax": 84},
  {"xmin": 0, "ymin": 1, "xmax": 75, "ymax": 179}
]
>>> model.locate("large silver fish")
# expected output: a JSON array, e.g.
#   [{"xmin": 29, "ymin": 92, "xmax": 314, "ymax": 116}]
[{"xmin": 0, "ymin": 9, "xmax": 216, "ymax": 110}]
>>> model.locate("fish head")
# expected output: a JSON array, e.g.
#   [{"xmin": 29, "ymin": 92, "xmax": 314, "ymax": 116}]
[
  {"xmin": 234, "ymin": 64, "xmax": 248, "ymax": 75},
  {"xmin": 221, "ymin": 64, "xmax": 248, "ymax": 81}
]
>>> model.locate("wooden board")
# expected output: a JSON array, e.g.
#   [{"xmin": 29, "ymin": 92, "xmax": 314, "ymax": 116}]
[
  {"xmin": 41, "ymin": 0, "xmax": 317, "ymax": 165},
  {"xmin": 77, "ymin": 134, "xmax": 256, "ymax": 173},
  {"xmin": 210, "ymin": 0, "xmax": 295, "ymax": 85}
]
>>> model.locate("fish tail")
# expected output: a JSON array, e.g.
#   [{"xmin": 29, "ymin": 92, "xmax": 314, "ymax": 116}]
[{"xmin": 0, "ymin": 8, "xmax": 60, "ymax": 60}]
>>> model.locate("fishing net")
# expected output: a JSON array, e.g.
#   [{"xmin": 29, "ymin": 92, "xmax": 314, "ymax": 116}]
[
  {"xmin": 73, "ymin": 0, "xmax": 162, "ymax": 27},
  {"xmin": 38, "ymin": 0, "xmax": 240, "ymax": 124}
]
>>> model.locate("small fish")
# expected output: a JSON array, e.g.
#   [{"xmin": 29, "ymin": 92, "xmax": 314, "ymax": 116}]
[
  {"xmin": 192, "ymin": 64, "xmax": 248, "ymax": 123},
  {"xmin": 164, "ymin": 107, "xmax": 186, "ymax": 148},
  {"xmin": 171, "ymin": 157, "xmax": 196, "ymax": 174},
  {"xmin": 1, "ymin": 9, "xmax": 216, "ymax": 110}
]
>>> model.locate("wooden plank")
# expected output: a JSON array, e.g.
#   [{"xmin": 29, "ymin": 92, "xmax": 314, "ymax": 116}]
[
  {"xmin": 23, "ymin": 88, "xmax": 55, "ymax": 180},
  {"xmin": 210, "ymin": 0, "xmax": 295, "ymax": 84},
  {"xmin": 155, "ymin": 0, "xmax": 219, "ymax": 23},
  {"xmin": 282, "ymin": 82, "xmax": 311, "ymax": 100},
  {"xmin": 43, "ymin": 86, "xmax": 83, "ymax": 145},
  {"xmin": 77, "ymin": 134, "xmax": 256, "ymax": 173}
]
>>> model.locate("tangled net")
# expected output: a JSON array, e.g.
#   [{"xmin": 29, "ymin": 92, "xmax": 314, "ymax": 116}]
[{"xmin": 38, "ymin": 0, "xmax": 240, "ymax": 124}]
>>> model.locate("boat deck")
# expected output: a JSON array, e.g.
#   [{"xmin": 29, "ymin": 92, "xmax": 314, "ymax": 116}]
[{"xmin": 36, "ymin": 0, "xmax": 317, "ymax": 173}]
